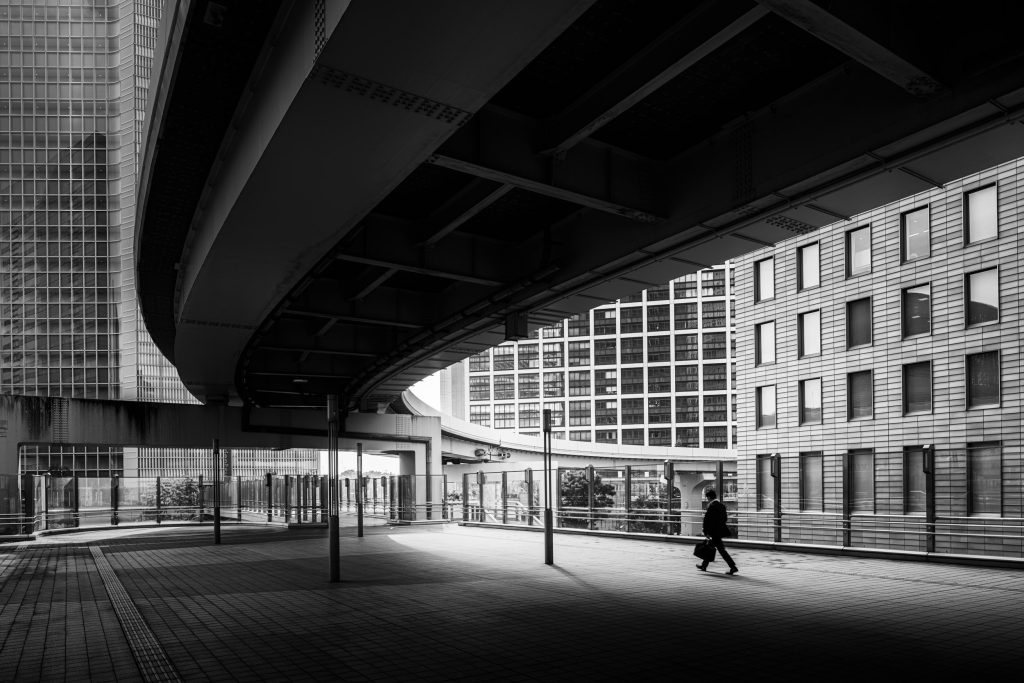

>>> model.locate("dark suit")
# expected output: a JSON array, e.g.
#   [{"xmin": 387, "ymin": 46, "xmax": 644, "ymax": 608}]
[{"xmin": 700, "ymin": 498, "xmax": 737, "ymax": 571}]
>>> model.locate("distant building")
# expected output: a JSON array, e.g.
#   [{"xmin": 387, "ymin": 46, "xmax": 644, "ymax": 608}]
[
  {"xmin": 733, "ymin": 157, "xmax": 1023, "ymax": 557},
  {"xmin": 444, "ymin": 263, "xmax": 737, "ymax": 450}
]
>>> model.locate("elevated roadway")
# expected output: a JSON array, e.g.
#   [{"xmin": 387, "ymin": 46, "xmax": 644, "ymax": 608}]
[{"xmin": 138, "ymin": 0, "xmax": 1024, "ymax": 415}]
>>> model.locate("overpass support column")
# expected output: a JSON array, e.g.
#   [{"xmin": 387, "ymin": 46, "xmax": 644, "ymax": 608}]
[{"xmin": 327, "ymin": 395, "xmax": 341, "ymax": 583}]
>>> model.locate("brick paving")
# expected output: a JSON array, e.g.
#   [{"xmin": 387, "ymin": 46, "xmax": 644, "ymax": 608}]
[{"xmin": 2, "ymin": 519, "xmax": 1023, "ymax": 681}]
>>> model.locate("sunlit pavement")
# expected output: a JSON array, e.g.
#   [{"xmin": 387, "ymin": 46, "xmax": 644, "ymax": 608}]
[{"xmin": 2, "ymin": 520, "xmax": 1022, "ymax": 681}]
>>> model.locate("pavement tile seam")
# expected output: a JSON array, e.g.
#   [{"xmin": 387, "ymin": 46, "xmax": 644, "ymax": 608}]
[{"xmin": 89, "ymin": 546, "xmax": 182, "ymax": 683}]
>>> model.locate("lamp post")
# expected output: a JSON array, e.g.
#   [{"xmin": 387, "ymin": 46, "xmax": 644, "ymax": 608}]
[
  {"xmin": 543, "ymin": 408, "xmax": 553, "ymax": 565},
  {"xmin": 356, "ymin": 442, "xmax": 364, "ymax": 538},
  {"xmin": 213, "ymin": 438, "xmax": 221, "ymax": 544}
]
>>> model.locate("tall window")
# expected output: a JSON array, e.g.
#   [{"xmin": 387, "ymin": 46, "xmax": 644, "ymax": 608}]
[
  {"xmin": 647, "ymin": 336, "xmax": 671, "ymax": 363},
  {"xmin": 966, "ymin": 268, "xmax": 999, "ymax": 325},
  {"xmin": 469, "ymin": 376, "xmax": 490, "ymax": 401},
  {"xmin": 519, "ymin": 403, "xmax": 540, "ymax": 429},
  {"xmin": 756, "ymin": 455, "xmax": 774, "ymax": 511},
  {"xmin": 847, "ymin": 370, "xmax": 872, "ymax": 420},
  {"xmin": 676, "ymin": 396, "xmax": 700, "ymax": 423},
  {"xmin": 903, "ymin": 447, "xmax": 926, "ymax": 514},
  {"xmin": 846, "ymin": 298, "xmax": 871, "ymax": 348},
  {"xmin": 902, "ymin": 285, "xmax": 930, "ymax": 337},
  {"xmin": 621, "ymin": 367, "xmax": 643, "ymax": 394},
  {"xmin": 568, "ymin": 341, "xmax": 591, "ymax": 367},
  {"xmin": 568, "ymin": 370, "xmax": 591, "ymax": 397},
  {"xmin": 798, "ymin": 242, "xmax": 820, "ymax": 290},
  {"xmin": 543, "ymin": 372, "xmax": 564, "ymax": 397},
  {"xmin": 846, "ymin": 226, "xmax": 871, "ymax": 277},
  {"xmin": 901, "ymin": 206, "xmax": 930, "ymax": 261},
  {"xmin": 968, "ymin": 443, "xmax": 1001, "ymax": 515},
  {"xmin": 800, "ymin": 452, "xmax": 823, "ymax": 512},
  {"xmin": 965, "ymin": 185, "xmax": 997, "ymax": 244},
  {"xmin": 568, "ymin": 400, "xmax": 591, "ymax": 426},
  {"xmin": 903, "ymin": 361, "xmax": 931, "ymax": 414},
  {"xmin": 675, "ymin": 366, "xmax": 698, "ymax": 392},
  {"xmin": 849, "ymin": 449, "xmax": 874, "ymax": 513},
  {"xmin": 799, "ymin": 378, "xmax": 822, "ymax": 424},
  {"xmin": 518, "ymin": 374, "xmax": 539, "ymax": 399},
  {"xmin": 675, "ymin": 334, "xmax": 698, "ymax": 361},
  {"xmin": 544, "ymin": 401, "xmax": 565, "ymax": 428},
  {"xmin": 647, "ymin": 366, "xmax": 670, "ymax": 393},
  {"xmin": 967, "ymin": 351, "xmax": 999, "ymax": 408},
  {"xmin": 755, "ymin": 257, "xmax": 775, "ymax": 302},
  {"xmin": 494, "ymin": 375, "xmax": 514, "ymax": 400},
  {"xmin": 755, "ymin": 321, "xmax": 775, "ymax": 365},
  {"xmin": 799, "ymin": 310, "xmax": 821, "ymax": 357},
  {"xmin": 542, "ymin": 342, "xmax": 563, "ymax": 367},
  {"xmin": 702, "ymin": 332, "xmax": 727, "ymax": 359},
  {"xmin": 756, "ymin": 385, "xmax": 776, "ymax": 429}
]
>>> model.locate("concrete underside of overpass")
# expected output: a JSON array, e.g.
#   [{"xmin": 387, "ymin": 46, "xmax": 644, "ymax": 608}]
[{"xmin": 137, "ymin": 0, "xmax": 1024, "ymax": 417}]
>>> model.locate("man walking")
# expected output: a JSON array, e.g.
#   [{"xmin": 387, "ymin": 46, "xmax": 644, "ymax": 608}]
[{"xmin": 696, "ymin": 488, "xmax": 738, "ymax": 575}]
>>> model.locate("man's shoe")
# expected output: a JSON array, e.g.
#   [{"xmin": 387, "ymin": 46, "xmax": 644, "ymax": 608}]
[
  {"xmin": 696, "ymin": 564, "xmax": 707, "ymax": 572},
  {"xmin": 726, "ymin": 567, "xmax": 739, "ymax": 575}
]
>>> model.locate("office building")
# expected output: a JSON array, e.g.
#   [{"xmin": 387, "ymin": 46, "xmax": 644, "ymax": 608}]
[
  {"xmin": 446, "ymin": 263, "xmax": 737, "ymax": 450},
  {"xmin": 734, "ymin": 157, "xmax": 1023, "ymax": 558},
  {"xmin": 0, "ymin": 1, "xmax": 317, "ymax": 478}
]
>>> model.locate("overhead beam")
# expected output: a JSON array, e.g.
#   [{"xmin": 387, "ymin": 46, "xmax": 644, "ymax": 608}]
[
  {"xmin": 757, "ymin": 0, "xmax": 944, "ymax": 97},
  {"xmin": 421, "ymin": 181, "xmax": 514, "ymax": 246},
  {"xmin": 544, "ymin": 4, "xmax": 770, "ymax": 156},
  {"xmin": 334, "ymin": 253, "xmax": 504, "ymax": 286},
  {"xmin": 284, "ymin": 310, "xmax": 422, "ymax": 330}
]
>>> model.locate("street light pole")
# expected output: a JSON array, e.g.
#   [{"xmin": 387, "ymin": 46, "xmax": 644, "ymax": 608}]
[
  {"xmin": 543, "ymin": 408, "xmax": 553, "ymax": 565},
  {"xmin": 356, "ymin": 442, "xmax": 364, "ymax": 538},
  {"xmin": 213, "ymin": 438, "xmax": 221, "ymax": 544}
]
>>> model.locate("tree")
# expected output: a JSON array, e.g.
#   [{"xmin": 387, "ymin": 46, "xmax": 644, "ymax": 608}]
[
  {"xmin": 630, "ymin": 483, "xmax": 681, "ymax": 533},
  {"xmin": 559, "ymin": 469, "xmax": 616, "ymax": 528}
]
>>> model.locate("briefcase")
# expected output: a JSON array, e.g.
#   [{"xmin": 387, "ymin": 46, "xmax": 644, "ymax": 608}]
[{"xmin": 693, "ymin": 539, "xmax": 716, "ymax": 563}]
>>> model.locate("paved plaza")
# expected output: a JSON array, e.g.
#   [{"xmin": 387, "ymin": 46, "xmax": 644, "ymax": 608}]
[{"xmin": 1, "ymin": 519, "xmax": 1022, "ymax": 681}]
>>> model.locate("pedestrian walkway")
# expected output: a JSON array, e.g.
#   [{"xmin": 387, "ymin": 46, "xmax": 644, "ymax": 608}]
[{"xmin": 2, "ymin": 520, "xmax": 1022, "ymax": 681}]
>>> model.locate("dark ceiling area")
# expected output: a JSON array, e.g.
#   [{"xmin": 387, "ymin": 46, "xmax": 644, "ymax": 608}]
[{"xmin": 140, "ymin": 0, "xmax": 1024, "ymax": 412}]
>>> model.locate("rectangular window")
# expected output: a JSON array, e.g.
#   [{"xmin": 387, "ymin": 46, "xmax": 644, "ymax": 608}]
[
  {"xmin": 648, "ymin": 397, "xmax": 671, "ymax": 424},
  {"xmin": 846, "ymin": 226, "xmax": 871, "ymax": 277},
  {"xmin": 621, "ymin": 398, "xmax": 644, "ymax": 424},
  {"xmin": 494, "ymin": 404, "xmax": 515, "ymax": 430},
  {"xmin": 904, "ymin": 447, "xmax": 926, "ymax": 514},
  {"xmin": 701, "ymin": 269, "xmax": 726, "ymax": 296},
  {"xmin": 542, "ymin": 342, "xmax": 564, "ymax": 367},
  {"xmin": 846, "ymin": 298, "xmax": 871, "ymax": 348},
  {"xmin": 702, "ymin": 363, "xmax": 727, "ymax": 391},
  {"xmin": 674, "ymin": 302, "xmax": 698, "ymax": 329},
  {"xmin": 799, "ymin": 378, "xmax": 822, "ymax": 425},
  {"xmin": 847, "ymin": 370, "xmax": 872, "ymax": 420},
  {"xmin": 902, "ymin": 206, "xmax": 930, "ymax": 261},
  {"xmin": 543, "ymin": 372, "xmax": 564, "ymax": 397},
  {"xmin": 621, "ymin": 429, "xmax": 644, "ymax": 445},
  {"xmin": 702, "ymin": 301, "xmax": 726, "ymax": 328},
  {"xmin": 649, "ymin": 428, "xmax": 671, "ymax": 447},
  {"xmin": 647, "ymin": 335, "xmax": 671, "ymax": 363},
  {"xmin": 544, "ymin": 401, "xmax": 565, "ymax": 428},
  {"xmin": 647, "ymin": 305, "xmax": 670, "ymax": 332},
  {"xmin": 969, "ymin": 443, "xmax": 1001, "ymax": 515},
  {"xmin": 568, "ymin": 370, "xmax": 591, "ymax": 397},
  {"xmin": 647, "ymin": 284, "xmax": 669, "ymax": 301},
  {"xmin": 798, "ymin": 242, "xmax": 820, "ymax": 290},
  {"xmin": 620, "ymin": 307, "xmax": 643, "ymax": 333},
  {"xmin": 595, "ymin": 430, "xmax": 617, "ymax": 444},
  {"xmin": 568, "ymin": 400, "xmax": 591, "ymax": 426},
  {"xmin": 675, "ymin": 365, "xmax": 698, "ymax": 392},
  {"xmin": 595, "ymin": 369, "xmax": 617, "ymax": 395},
  {"xmin": 494, "ymin": 374, "xmax": 515, "ymax": 400},
  {"xmin": 595, "ymin": 400, "xmax": 617, "ymax": 425},
  {"xmin": 703, "ymin": 395, "xmax": 727, "ymax": 422},
  {"xmin": 675, "ymin": 396, "xmax": 700, "ymax": 423},
  {"xmin": 594, "ymin": 309, "xmax": 617, "ymax": 335},
  {"xmin": 903, "ymin": 361, "xmax": 931, "ymax": 414},
  {"xmin": 519, "ymin": 403, "xmax": 540, "ymax": 429},
  {"xmin": 756, "ymin": 455, "xmax": 774, "ymax": 511},
  {"xmin": 541, "ymin": 323, "xmax": 564, "ymax": 338},
  {"xmin": 966, "ymin": 268, "xmax": 999, "ymax": 325},
  {"xmin": 469, "ymin": 376, "xmax": 490, "ymax": 401},
  {"xmin": 620, "ymin": 337, "xmax": 644, "ymax": 364},
  {"xmin": 849, "ymin": 449, "xmax": 874, "ymax": 513},
  {"xmin": 676, "ymin": 427, "xmax": 700, "ymax": 448},
  {"xmin": 594, "ymin": 340, "xmax": 616, "ymax": 365},
  {"xmin": 756, "ymin": 385, "xmax": 776, "ymax": 429},
  {"xmin": 965, "ymin": 185, "xmax": 997, "ymax": 244},
  {"xmin": 518, "ymin": 374, "xmax": 539, "ymax": 399},
  {"xmin": 702, "ymin": 332, "xmax": 727, "ymax": 359},
  {"xmin": 493, "ymin": 346, "xmax": 515, "ymax": 370},
  {"xmin": 799, "ymin": 310, "xmax": 821, "ymax": 357},
  {"xmin": 902, "ymin": 285, "xmax": 930, "ymax": 337},
  {"xmin": 800, "ymin": 452, "xmax": 823, "ymax": 512},
  {"xmin": 569, "ymin": 430, "xmax": 592, "ymax": 442},
  {"xmin": 469, "ymin": 351, "xmax": 490, "ymax": 372},
  {"xmin": 647, "ymin": 366, "xmax": 671, "ymax": 393},
  {"xmin": 517, "ymin": 344, "xmax": 538, "ymax": 369},
  {"xmin": 469, "ymin": 405, "xmax": 490, "ymax": 427},
  {"xmin": 967, "ymin": 351, "xmax": 999, "ymax": 408},
  {"xmin": 704, "ymin": 426, "xmax": 728, "ymax": 449},
  {"xmin": 621, "ymin": 367, "xmax": 644, "ymax": 394},
  {"xmin": 675, "ymin": 333, "xmax": 698, "ymax": 361},
  {"xmin": 755, "ymin": 257, "xmax": 775, "ymax": 301},
  {"xmin": 674, "ymin": 278, "xmax": 697, "ymax": 299},
  {"xmin": 567, "ymin": 312, "xmax": 590, "ymax": 337},
  {"xmin": 568, "ymin": 340, "xmax": 591, "ymax": 367},
  {"xmin": 755, "ymin": 321, "xmax": 775, "ymax": 365}
]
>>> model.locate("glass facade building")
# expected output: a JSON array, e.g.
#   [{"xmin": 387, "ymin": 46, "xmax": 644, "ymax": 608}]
[
  {"xmin": 447, "ymin": 264, "xmax": 737, "ymax": 450},
  {"xmin": 0, "ymin": 1, "xmax": 318, "ymax": 477}
]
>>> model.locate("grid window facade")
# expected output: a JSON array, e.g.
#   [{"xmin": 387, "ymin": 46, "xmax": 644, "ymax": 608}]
[
  {"xmin": 703, "ymin": 332, "xmax": 727, "ymax": 359},
  {"xmin": 647, "ymin": 366, "xmax": 670, "ymax": 393},
  {"xmin": 493, "ymin": 347, "xmax": 514, "ymax": 370},
  {"xmin": 647, "ymin": 305, "xmax": 670, "ymax": 331},
  {"xmin": 518, "ymin": 344, "xmax": 538, "ymax": 369},
  {"xmin": 494, "ymin": 375, "xmax": 514, "ymax": 400},
  {"xmin": 542, "ymin": 342, "xmax": 564, "ymax": 368},
  {"xmin": 676, "ymin": 427, "xmax": 699, "ymax": 447},
  {"xmin": 518, "ymin": 373, "xmax": 539, "ymax": 399},
  {"xmin": 621, "ymin": 398, "xmax": 644, "ymax": 424},
  {"xmin": 675, "ymin": 333, "xmax": 698, "ymax": 361},
  {"xmin": 647, "ymin": 335, "xmax": 670, "ymax": 363},
  {"xmin": 648, "ymin": 397, "xmax": 670, "ymax": 424},
  {"xmin": 701, "ymin": 269, "xmax": 726, "ymax": 296},
  {"xmin": 470, "ymin": 376, "xmax": 490, "ymax": 401},
  {"xmin": 674, "ymin": 302, "xmax": 698, "ymax": 329},
  {"xmin": 620, "ymin": 337, "xmax": 643, "ymax": 364},
  {"xmin": 621, "ymin": 367, "xmax": 644, "ymax": 394},
  {"xmin": 595, "ymin": 339, "xmax": 616, "ymax": 365},
  {"xmin": 568, "ymin": 312, "xmax": 590, "ymax": 337},
  {"xmin": 568, "ymin": 400, "xmax": 591, "ymax": 426},
  {"xmin": 595, "ymin": 369, "xmax": 617, "ymax": 395},
  {"xmin": 568, "ymin": 340, "xmax": 591, "ymax": 366},
  {"xmin": 568, "ymin": 370, "xmax": 591, "ymax": 396},
  {"xmin": 676, "ymin": 365, "xmax": 698, "ymax": 392},
  {"xmin": 594, "ymin": 309, "xmax": 616, "ymax": 335},
  {"xmin": 619, "ymin": 307, "xmax": 643, "ymax": 333},
  {"xmin": 702, "ymin": 301, "xmax": 726, "ymax": 328},
  {"xmin": 595, "ymin": 400, "xmax": 617, "ymax": 425},
  {"xmin": 543, "ymin": 372, "xmax": 564, "ymax": 398},
  {"xmin": 469, "ymin": 405, "xmax": 490, "ymax": 426}
]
